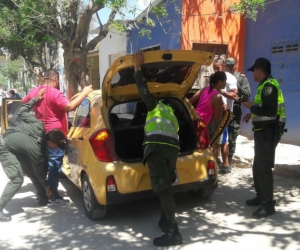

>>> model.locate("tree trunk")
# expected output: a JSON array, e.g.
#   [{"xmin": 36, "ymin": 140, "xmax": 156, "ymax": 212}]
[{"xmin": 63, "ymin": 47, "xmax": 89, "ymax": 97}]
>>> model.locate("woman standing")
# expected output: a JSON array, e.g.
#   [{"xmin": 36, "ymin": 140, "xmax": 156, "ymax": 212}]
[{"xmin": 189, "ymin": 71, "xmax": 227, "ymax": 125}]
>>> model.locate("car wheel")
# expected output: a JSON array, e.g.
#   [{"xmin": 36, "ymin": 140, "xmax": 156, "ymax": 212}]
[
  {"xmin": 189, "ymin": 186, "xmax": 214, "ymax": 199},
  {"xmin": 82, "ymin": 174, "xmax": 107, "ymax": 220}
]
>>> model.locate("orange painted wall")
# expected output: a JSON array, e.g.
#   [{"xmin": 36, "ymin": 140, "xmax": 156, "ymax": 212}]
[{"xmin": 181, "ymin": 0, "xmax": 246, "ymax": 71}]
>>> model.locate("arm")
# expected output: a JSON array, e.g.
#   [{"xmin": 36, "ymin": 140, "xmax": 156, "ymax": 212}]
[
  {"xmin": 238, "ymin": 75, "xmax": 251, "ymax": 100},
  {"xmin": 133, "ymin": 52, "xmax": 157, "ymax": 111},
  {"xmin": 211, "ymin": 94, "xmax": 224, "ymax": 121},
  {"xmin": 22, "ymin": 91, "xmax": 32, "ymax": 104},
  {"xmin": 189, "ymin": 89, "xmax": 203, "ymax": 105},
  {"xmin": 63, "ymin": 85, "xmax": 93, "ymax": 111},
  {"xmin": 220, "ymin": 89, "xmax": 238, "ymax": 100},
  {"xmin": 17, "ymin": 88, "xmax": 46, "ymax": 122},
  {"xmin": 250, "ymin": 83, "xmax": 278, "ymax": 116}
]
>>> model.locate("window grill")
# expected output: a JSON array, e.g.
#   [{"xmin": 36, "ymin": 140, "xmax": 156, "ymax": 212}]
[
  {"xmin": 286, "ymin": 44, "xmax": 298, "ymax": 52},
  {"xmin": 271, "ymin": 46, "xmax": 284, "ymax": 53}
]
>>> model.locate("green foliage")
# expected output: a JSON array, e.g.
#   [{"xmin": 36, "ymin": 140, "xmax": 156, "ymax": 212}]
[
  {"xmin": 139, "ymin": 28, "xmax": 152, "ymax": 39},
  {"xmin": 151, "ymin": 4, "xmax": 168, "ymax": 18},
  {"xmin": 109, "ymin": 21, "xmax": 126, "ymax": 32},
  {"xmin": 0, "ymin": 0, "xmax": 56, "ymax": 69},
  {"xmin": 230, "ymin": 0, "xmax": 266, "ymax": 21},
  {"xmin": 1, "ymin": 59, "xmax": 22, "ymax": 83},
  {"xmin": 0, "ymin": 74, "xmax": 7, "ymax": 87}
]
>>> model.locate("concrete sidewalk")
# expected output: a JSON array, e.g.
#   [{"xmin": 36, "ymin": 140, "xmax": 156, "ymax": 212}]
[{"xmin": 233, "ymin": 135, "xmax": 300, "ymax": 179}]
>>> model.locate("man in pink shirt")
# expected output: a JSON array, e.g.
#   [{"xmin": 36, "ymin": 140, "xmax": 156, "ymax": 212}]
[{"xmin": 23, "ymin": 69, "xmax": 93, "ymax": 203}]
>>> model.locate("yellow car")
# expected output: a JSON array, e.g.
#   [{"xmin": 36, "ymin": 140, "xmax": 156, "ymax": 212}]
[
  {"xmin": 1, "ymin": 50, "xmax": 230, "ymax": 220},
  {"xmin": 63, "ymin": 50, "xmax": 230, "ymax": 220}
]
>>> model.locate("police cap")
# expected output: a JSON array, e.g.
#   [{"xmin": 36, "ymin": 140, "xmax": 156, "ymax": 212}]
[
  {"xmin": 247, "ymin": 57, "xmax": 271, "ymax": 72},
  {"xmin": 225, "ymin": 57, "xmax": 236, "ymax": 65}
]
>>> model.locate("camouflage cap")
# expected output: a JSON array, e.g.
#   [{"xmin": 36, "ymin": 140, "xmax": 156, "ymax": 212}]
[{"xmin": 225, "ymin": 57, "xmax": 236, "ymax": 65}]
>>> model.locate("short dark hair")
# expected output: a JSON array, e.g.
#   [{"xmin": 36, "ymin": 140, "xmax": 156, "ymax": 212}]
[
  {"xmin": 44, "ymin": 69, "xmax": 59, "ymax": 79},
  {"xmin": 45, "ymin": 129, "xmax": 66, "ymax": 149},
  {"xmin": 9, "ymin": 90, "xmax": 15, "ymax": 95}
]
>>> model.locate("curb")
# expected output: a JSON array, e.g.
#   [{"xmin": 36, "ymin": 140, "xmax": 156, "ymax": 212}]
[{"xmin": 273, "ymin": 164, "xmax": 300, "ymax": 179}]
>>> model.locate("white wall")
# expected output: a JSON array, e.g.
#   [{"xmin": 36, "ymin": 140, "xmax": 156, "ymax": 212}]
[{"xmin": 99, "ymin": 29, "xmax": 127, "ymax": 89}]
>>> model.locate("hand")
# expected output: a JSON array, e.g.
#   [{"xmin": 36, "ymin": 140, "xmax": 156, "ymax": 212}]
[
  {"xmin": 82, "ymin": 85, "xmax": 93, "ymax": 96},
  {"xmin": 36, "ymin": 88, "xmax": 46, "ymax": 100},
  {"xmin": 133, "ymin": 51, "xmax": 144, "ymax": 71},
  {"xmin": 45, "ymin": 187, "xmax": 53, "ymax": 198},
  {"xmin": 242, "ymin": 113, "xmax": 251, "ymax": 123},
  {"xmin": 242, "ymin": 99, "xmax": 252, "ymax": 109},
  {"xmin": 222, "ymin": 104, "xmax": 228, "ymax": 112}
]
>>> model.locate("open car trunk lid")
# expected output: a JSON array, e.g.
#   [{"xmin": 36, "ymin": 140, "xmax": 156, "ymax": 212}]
[{"xmin": 102, "ymin": 50, "xmax": 214, "ymax": 103}]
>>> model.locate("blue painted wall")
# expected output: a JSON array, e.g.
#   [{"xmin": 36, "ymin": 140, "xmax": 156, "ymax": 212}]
[
  {"xmin": 242, "ymin": 0, "xmax": 300, "ymax": 145},
  {"xmin": 127, "ymin": 0, "xmax": 182, "ymax": 54}
]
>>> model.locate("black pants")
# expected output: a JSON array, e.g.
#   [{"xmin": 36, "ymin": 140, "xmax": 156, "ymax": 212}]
[
  {"xmin": 146, "ymin": 144, "xmax": 179, "ymax": 222},
  {"xmin": 253, "ymin": 127, "xmax": 281, "ymax": 202},
  {"xmin": 228, "ymin": 115, "xmax": 241, "ymax": 160}
]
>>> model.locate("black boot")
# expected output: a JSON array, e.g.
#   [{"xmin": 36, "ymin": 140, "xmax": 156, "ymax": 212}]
[
  {"xmin": 0, "ymin": 210, "xmax": 11, "ymax": 222},
  {"xmin": 158, "ymin": 212, "xmax": 168, "ymax": 233},
  {"xmin": 252, "ymin": 201, "xmax": 276, "ymax": 219},
  {"xmin": 38, "ymin": 196, "xmax": 49, "ymax": 206},
  {"xmin": 246, "ymin": 196, "xmax": 262, "ymax": 206},
  {"xmin": 153, "ymin": 221, "xmax": 183, "ymax": 247}
]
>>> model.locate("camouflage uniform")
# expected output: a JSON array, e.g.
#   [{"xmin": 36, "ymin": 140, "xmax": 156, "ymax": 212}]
[{"xmin": 228, "ymin": 72, "xmax": 251, "ymax": 162}]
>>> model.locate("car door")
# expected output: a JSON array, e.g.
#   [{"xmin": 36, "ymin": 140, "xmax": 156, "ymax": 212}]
[
  {"xmin": 209, "ymin": 109, "xmax": 232, "ymax": 146},
  {"xmin": 64, "ymin": 97, "xmax": 92, "ymax": 186},
  {"xmin": 1, "ymin": 98, "xmax": 23, "ymax": 134}
]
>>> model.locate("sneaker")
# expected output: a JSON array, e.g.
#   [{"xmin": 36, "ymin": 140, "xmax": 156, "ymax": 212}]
[
  {"xmin": 218, "ymin": 166, "xmax": 231, "ymax": 174},
  {"xmin": 0, "ymin": 211, "xmax": 11, "ymax": 222},
  {"xmin": 48, "ymin": 197, "xmax": 70, "ymax": 206}
]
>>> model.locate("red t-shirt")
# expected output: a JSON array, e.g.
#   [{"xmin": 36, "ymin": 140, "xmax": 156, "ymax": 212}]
[{"xmin": 23, "ymin": 86, "xmax": 69, "ymax": 136}]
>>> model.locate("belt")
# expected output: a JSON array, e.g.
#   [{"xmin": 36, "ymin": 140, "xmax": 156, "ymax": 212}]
[{"xmin": 28, "ymin": 133, "xmax": 43, "ymax": 144}]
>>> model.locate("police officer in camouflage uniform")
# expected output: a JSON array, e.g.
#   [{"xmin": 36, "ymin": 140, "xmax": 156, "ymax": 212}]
[
  {"xmin": 133, "ymin": 51, "xmax": 182, "ymax": 247},
  {"xmin": 225, "ymin": 57, "xmax": 251, "ymax": 163},
  {"xmin": 243, "ymin": 57, "xmax": 286, "ymax": 218},
  {"xmin": 0, "ymin": 89, "xmax": 53, "ymax": 222}
]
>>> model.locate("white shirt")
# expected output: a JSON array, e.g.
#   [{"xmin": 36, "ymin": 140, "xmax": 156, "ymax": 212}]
[{"xmin": 221, "ymin": 72, "xmax": 237, "ymax": 111}]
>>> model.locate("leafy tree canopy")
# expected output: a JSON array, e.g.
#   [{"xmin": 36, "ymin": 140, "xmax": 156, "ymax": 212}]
[{"xmin": 0, "ymin": 0, "xmax": 268, "ymax": 94}]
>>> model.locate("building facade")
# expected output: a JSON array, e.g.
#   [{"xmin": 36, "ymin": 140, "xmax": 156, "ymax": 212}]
[{"xmin": 242, "ymin": 0, "xmax": 300, "ymax": 145}]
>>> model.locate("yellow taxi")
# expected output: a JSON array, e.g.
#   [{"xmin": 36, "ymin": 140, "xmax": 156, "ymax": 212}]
[
  {"xmin": 1, "ymin": 50, "xmax": 231, "ymax": 220},
  {"xmin": 62, "ymin": 50, "xmax": 230, "ymax": 220}
]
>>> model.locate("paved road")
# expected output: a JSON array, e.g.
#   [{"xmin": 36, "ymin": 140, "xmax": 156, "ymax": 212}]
[{"xmin": 0, "ymin": 165, "xmax": 300, "ymax": 250}]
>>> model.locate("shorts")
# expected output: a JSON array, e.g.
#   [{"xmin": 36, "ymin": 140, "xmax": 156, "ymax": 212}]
[{"xmin": 218, "ymin": 127, "xmax": 228, "ymax": 144}]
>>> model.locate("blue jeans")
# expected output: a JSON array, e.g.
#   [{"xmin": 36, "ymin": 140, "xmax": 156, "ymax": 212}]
[{"xmin": 46, "ymin": 146, "xmax": 65, "ymax": 198}]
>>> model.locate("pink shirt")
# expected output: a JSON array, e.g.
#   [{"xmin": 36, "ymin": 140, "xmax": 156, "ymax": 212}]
[
  {"xmin": 23, "ymin": 85, "xmax": 69, "ymax": 136},
  {"xmin": 195, "ymin": 86, "xmax": 218, "ymax": 125}
]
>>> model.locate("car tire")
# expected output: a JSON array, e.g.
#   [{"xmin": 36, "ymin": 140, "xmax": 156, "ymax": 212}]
[
  {"xmin": 82, "ymin": 174, "xmax": 107, "ymax": 220},
  {"xmin": 189, "ymin": 185, "xmax": 214, "ymax": 199}
]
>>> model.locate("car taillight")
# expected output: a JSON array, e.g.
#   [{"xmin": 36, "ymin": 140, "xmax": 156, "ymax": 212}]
[
  {"xmin": 89, "ymin": 129, "xmax": 118, "ymax": 162},
  {"xmin": 207, "ymin": 160, "xmax": 215, "ymax": 176},
  {"xmin": 106, "ymin": 176, "xmax": 117, "ymax": 192},
  {"xmin": 194, "ymin": 119, "xmax": 210, "ymax": 149}
]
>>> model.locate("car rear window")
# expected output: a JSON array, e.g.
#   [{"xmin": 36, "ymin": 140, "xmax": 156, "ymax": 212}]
[{"xmin": 111, "ymin": 62, "xmax": 193, "ymax": 87}]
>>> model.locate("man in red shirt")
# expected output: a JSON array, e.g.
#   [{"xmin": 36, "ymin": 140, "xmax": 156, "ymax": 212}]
[{"xmin": 23, "ymin": 69, "xmax": 93, "ymax": 203}]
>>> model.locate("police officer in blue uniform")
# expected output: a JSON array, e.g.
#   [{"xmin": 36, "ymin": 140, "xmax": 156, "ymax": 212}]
[
  {"xmin": 243, "ymin": 58, "xmax": 286, "ymax": 218},
  {"xmin": 133, "ymin": 51, "xmax": 182, "ymax": 246}
]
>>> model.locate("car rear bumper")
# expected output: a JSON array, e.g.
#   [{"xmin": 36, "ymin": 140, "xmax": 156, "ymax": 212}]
[{"xmin": 106, "ymin": 177, "xmax": 217, "ymax": 205}]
